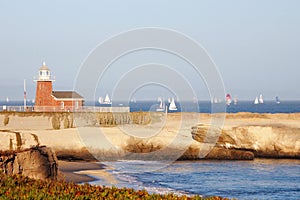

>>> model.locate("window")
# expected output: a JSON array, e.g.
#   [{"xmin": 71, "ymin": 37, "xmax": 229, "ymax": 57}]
[
  {"xmin": 40, "ymin": 71, "xmax": 42, "ymax": 76},
  {"xmin": 60, "ymin": 101, "xmax": 64, "ymax": 109},
  {"xmin": 75, "ymin": 101, "xmax": 79, "ymax": 109}
]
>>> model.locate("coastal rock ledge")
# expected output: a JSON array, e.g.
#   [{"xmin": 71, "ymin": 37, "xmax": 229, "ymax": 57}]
[
  {"xmin": 0, "ymin": 146, "xmax": 58, "ymax": 181},
  {"xmin": 191, "ymin": 124, "xmax": 300, "ymax": 159}
]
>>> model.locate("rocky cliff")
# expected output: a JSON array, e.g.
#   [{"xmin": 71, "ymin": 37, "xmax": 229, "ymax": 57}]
[
  {"xmin": 191, "ymin": 124, "xmax": 300, "ymax": 159},
  {"xmin": 0, "ymin": 146, "xmax": 58, "ymax": 180}
]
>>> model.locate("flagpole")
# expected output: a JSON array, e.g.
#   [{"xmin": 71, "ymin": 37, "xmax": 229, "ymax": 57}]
[{"xmin": 24, "ymin": 79, "xmax": 26, "ymax": 111}]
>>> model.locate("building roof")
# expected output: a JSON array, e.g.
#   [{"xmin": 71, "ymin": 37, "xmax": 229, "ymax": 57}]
[
  {"xmin": 39, "ymin": 62, "xmax": 50, "ymax": 71},
  {"xmin": 52, "ymin": 91, "xmax": 84, "ymax": 100}
]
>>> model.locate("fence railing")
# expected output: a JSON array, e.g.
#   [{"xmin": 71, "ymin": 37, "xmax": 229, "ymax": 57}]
[{"xmin": 0, "ymin": 106, "xmax": 130, "ymax": 113}]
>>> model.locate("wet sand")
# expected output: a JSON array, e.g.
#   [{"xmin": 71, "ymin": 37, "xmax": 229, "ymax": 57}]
[{"xmin": 58, "ymin": 161, "xmax": 104, "ymax": 183}]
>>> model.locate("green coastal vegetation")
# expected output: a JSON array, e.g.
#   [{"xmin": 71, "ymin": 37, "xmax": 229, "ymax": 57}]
[{"xmin": 0, "ymin": 173, "xmax": 230, "ymax": 200}]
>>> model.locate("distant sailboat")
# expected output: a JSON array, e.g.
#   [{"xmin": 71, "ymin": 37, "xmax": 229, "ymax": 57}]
[
  {"xmin": 6, "ymin": 97, "xmax": 9, "ymax": 102},
  {"xmin": 98, "ymin": 97, "xmax": 103, "ymax": 104},
  {"xmin": 233, "ymin": 96, "xmax": 238, "ymax": 105},
  {"xmin": 275, "ymin": 96, "xmax": 280, "ymax": 104},
  {"xmin": 103, "ymin": 94, "xmax": 112, "ymax": 105},
  {"xmin": 130, "ymin": 97, "xmax": 136, "ymax": 103},
  {"xmin": 156, "ymin": 97, "xmax": 165, "ymax": 111},
  {"xmin": 168, "ymin": 98, "xmax": 171, "ymax": 103},
  {"xmin": 226, "ymin": 94, "xmax": 232, "ymax": 105},
  {"xmin": 259, "ymin": 94, "xmax": 264, "ymax": 104},
  {"xmin": 254, "ymin": 97, "xmax": 259, "ymax": 105},
  {"xmin": 212, "ymin": 97, "xmax": 221, "ymax": 104},
  {"xmin": 169, "ymin": 98, "xmax": 177, "ymax": 111},
  {"xmin": 193, "ymin": 96, "xmax": 198, "ymax": 104}
]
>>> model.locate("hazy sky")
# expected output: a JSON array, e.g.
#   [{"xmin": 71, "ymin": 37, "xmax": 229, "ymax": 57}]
[{"xmin": 0, "ymin": 1, "xmax": 299, "ymax": 101}]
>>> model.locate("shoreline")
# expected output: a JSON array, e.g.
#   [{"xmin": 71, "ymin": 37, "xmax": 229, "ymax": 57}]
[
  {"xmin": 58, "ymin": 160, "xmax": 105, "ymax": 183},
  {"xmin": 58, "ymin": 158, "xmax": 300, "ymax": 184}
]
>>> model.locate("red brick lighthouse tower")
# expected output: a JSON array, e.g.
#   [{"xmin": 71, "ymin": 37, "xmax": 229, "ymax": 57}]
[{"xmin": 34, "ymin": 62, "xmax": 55, "ymax": 111}]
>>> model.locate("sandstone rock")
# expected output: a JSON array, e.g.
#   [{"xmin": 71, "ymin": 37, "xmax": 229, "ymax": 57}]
[
  {"xmin": 0, "ymin": 146, "xmax": 58, "ymax": 181},
  {"xmin": 191, "ymin": 124, "xmax": 300, "ymax": 159},
  {"xmin": 180, "ymin": 143, "xmax": 254, "ymax": 160}
]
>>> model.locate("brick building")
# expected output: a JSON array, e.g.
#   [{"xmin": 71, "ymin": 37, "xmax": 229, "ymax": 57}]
[{"xmin": 34, "ymin": 62, "xmax": 84, "ymax": 112}]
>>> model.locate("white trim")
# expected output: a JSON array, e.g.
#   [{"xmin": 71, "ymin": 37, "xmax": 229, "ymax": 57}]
[{"xmin": 51, "ymin": 95, "xmax": 84, "ymax": 101}]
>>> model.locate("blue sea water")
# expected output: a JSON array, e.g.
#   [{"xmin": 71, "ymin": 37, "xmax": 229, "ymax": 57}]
[
  {"xmin": 92, "ymin": 159, "xmax": 300, "ymax": 200},
  {"xmin": 1, "ymin": 100, "xmax": 300, "ymax": 113},
  {"xmin": 127, "ymin": 100, "xmax": 300, "ymax": 113}
]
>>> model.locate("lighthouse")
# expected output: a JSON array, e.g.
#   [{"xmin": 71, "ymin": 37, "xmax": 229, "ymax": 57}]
[
  {"xmin": 34, "ymin": 62, "xmax": 55, "ymax": 111},
  {"xmin": 34, "ymin": 62, "xmax": 84, "ymax": 112}
]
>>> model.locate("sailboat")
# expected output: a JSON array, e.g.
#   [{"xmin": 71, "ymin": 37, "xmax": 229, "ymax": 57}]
[
  {"xmin": 103, "ymin": 94, "xmax": 112, "ymax": 105},
  {"xmin": 259, "ymin": 94, "xmax": 264, "ymax": 104},
  {"xmin": 254, "ymin": 97, "xmax": 259, "ymax": 105},
  {"xmin": 193, "ymin": 96, "xmax": 198, "ymax": 104},
  {"xmin": 275, "ymin": 96, "xmax": 280, "ymax": 104},
  {"xmin": 6, "ymin": 97, "xmax": 9, "ymax": 102},
  {"xmin": 233, "ymin": 96, "xmax": 238, "ymax": 105},
  {"xmin": 130, "ymin": 97, "xmax": 136, "ymax": 103},
  {"xmin": 226, "ymin": 94, "xmax": 232, "ymax": 105},
  {"xmin": 169, "ymin": 98, "xmax": 177, "ymax": 111},
  {"xmin": 156, "ymin": 97, "xmax": 165, "ymax": 112},
  {"xmin": 98, "ymin": 97, "xmax": 103, "ymax": 104}
]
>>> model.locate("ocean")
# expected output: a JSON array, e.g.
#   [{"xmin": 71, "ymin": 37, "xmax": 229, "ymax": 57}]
[
  {"xmin": 2, "ymin": 100, "xmax": 299, "ymax": 113},
  {"xmin": 91, "ymin": 159, "xmax": 300, "ymax": 200}
]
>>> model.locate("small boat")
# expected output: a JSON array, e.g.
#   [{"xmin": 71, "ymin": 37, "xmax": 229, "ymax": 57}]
[
  {"xmin": 259, "ymin": 94, "xmax": 264, "ymax": 104},
  {"xmin": 233, "ymin": 96, "xmax": 238, "ymax": 105},
  {"xmin": 98, "ymin": 97, "xmax": 103, "ymax": 104},
  {"xmin": 193, "ymin": 96, "xmax": 198, "ymax": 103},
  {"xmin": 103, "ymin": 94, "xmax": 112, "ymax": 105},
  {"xmin": 130, "ymin": 97, "xmax": 136, "ymax": 103},
  {"xmin": 168, "ymin": 98, "xmax": 171, "ymax": 103},
  {"xmin": 254, "ymin": 97, "xmax": 259, "ymax": 105},
  {"xmin": 212, "ymin": 97, "xmax": 221, "ymax": 104},
  {"xmin": 169, "ymin": 98, "xmax": 177, "ymax": 111},
  {"xmin": 226, "ymin": 94, "xmax": 232, "ymax": 105},
  {"xmin": 156, "ymin": 97, "xmax": 165, "ymax": 111},
  {"xmin": 6, "ymin": 97, "xmax": 9, "ymax": 102},
  {"xmin": 275, "ymin": 96, "xmax": 280, "ymax": 104}
]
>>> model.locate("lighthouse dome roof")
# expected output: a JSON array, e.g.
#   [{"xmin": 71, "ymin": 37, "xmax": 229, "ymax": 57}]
[{"xmin": 39, "ymin": 62, "xmax": 50, "ymax": 71}]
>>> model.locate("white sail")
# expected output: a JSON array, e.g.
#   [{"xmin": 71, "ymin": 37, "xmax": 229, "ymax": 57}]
[
  {"xmin": 276, "ymin": 96, "xmax": 280, "ymax": 104},
  {"xmin": 259, "ymin": 94, "xmax": 264, "ymax": 104},
  {"xmin": 233, "ymin": 96, "xmax": 238, "ymax": 105},
  {"xmin": 169, "ymin": 98, "xmax": 177, "ymax": 111},
  {"xmin": 98, "ymin": 97, "xmax": 103, "ymax": 104},
  {"xmin": 254, "ymin": 97, "xmax": 259, "ymax": 104},
  {"xmin": 6, "ymin": 97, "xmax": 9, "ymax": 102},
  {"xmin": 156, "ymin": 97, "xmax": 164, "ymax": 111},
  {"xmin": 103, "ymin": 94, "xmax": 112, "ymax": 104},
  {"xmin": 130, "ymin": 97, "xmax": 136, "ymax": 103}
]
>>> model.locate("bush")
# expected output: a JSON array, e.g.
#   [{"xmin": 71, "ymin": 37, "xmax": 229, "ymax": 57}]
[
  {"xmin": 3, "ymin": 115, "xmax": 9, "ymax": 126},
  {"xmin": 51, "ymin": 115, "xmax": 60, "ymax": 130},
  {"xmin": 63, "ymin": 116, "xmax": 69, "ymax": 129}
]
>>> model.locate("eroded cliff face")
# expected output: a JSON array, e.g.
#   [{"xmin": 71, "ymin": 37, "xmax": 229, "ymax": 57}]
[
  {"xmin": 0, "ymin": 146, "xmax": 58, "ymax": 181},
  {"xmin": 0, "ymin": 113, "xmax": 299, "ymax": 160},
  {"xmin": 191, "ymin": 124, "xmax": 300, "ymax": 159}
]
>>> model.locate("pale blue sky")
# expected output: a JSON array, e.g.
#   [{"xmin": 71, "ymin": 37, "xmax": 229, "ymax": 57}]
[{"xmin": 0, "ymin": 0, "xmax": 299, "ymax": 101}]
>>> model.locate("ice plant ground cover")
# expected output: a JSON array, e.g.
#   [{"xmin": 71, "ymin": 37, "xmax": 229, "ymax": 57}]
[{"xmin": 0, "ymin": 173, "xmax": 231, "ymax": 200}]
